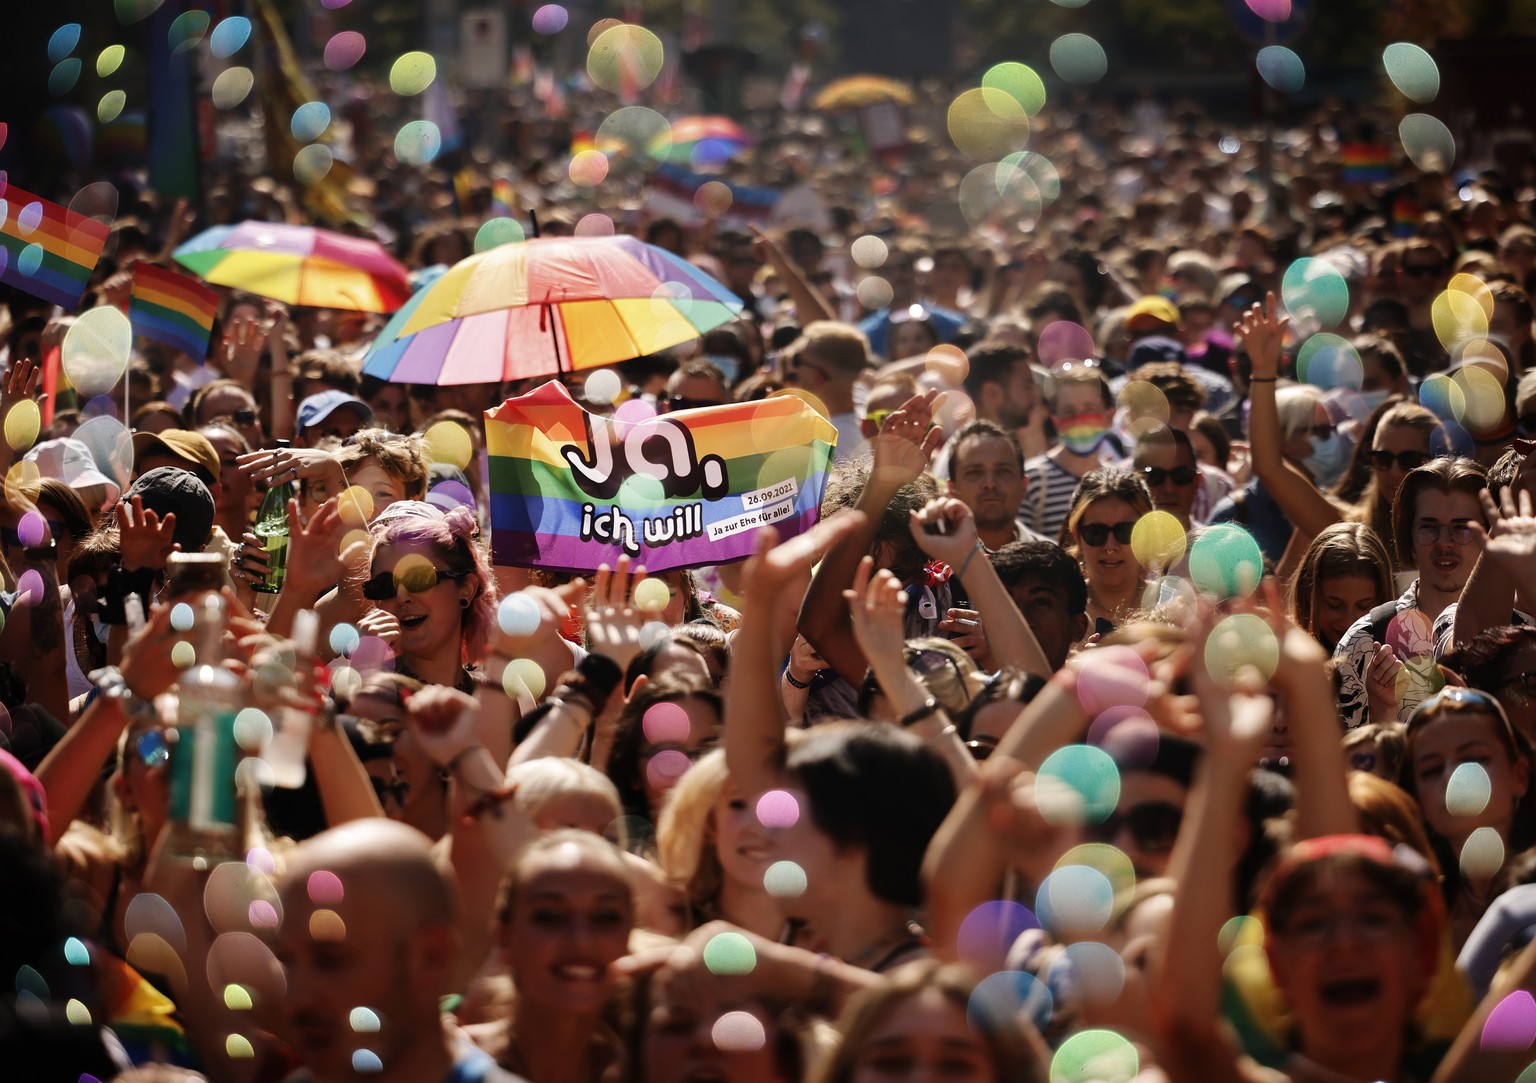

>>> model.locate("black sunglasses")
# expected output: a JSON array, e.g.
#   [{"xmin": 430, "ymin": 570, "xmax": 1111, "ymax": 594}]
[
  {"xmin": 233, "ymin": 409, "xmax": 258, "ymax": 426},
  {"xmin": 2, "ymin": 521, "xmax": 67, "ymax": 548},
  {"xmin": 362, "ymin": 566, "xmax": 469, "ymax": 601},
  {"xmin": 1139, "ymin": 465, "xmax": 1198, "ymax": 487},
  {"xmin": 667, "ymin": 396, "xmax": 724, "ymax": 412},
  {"xmin": 1077, "ymin": 521, "xmax": 1136, "ymax": 547},
  {"xmin": 1369, "ymin": 449, "xmax": 1430, "ymax": 472},
  {"xmin": 1092, "ymin": 801, "xmax": 1184, "ymax": 853}
]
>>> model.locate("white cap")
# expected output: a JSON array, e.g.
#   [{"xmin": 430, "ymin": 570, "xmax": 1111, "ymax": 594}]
[{"xmin": 24, "ymin": 437, "xmax": 122, "ymax": 507}]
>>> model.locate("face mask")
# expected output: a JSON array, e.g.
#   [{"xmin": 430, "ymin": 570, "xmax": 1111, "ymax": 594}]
[
  {"xmin": 1358, "ymin": 388, "xmax": 1392, "ymax": 414},
  {"xmin": 704, "ymin": 354, "xmax": 742, "ymax": 386},
  {"xmin": 1056, "ymin": 412, "xmax": 1111, "ymax": 455},
  {"xmin": 1304, "ymin": 431, "xmax": 1351, "ymax": 487}
]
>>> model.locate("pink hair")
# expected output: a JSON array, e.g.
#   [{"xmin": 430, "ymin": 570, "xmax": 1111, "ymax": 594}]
[{"xmin": 369, "ymin": 505, "xmax": 498, "ymax": 664}]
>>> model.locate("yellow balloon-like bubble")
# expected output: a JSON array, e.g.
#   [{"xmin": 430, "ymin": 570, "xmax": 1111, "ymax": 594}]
[
  {"xmin": 4, "ymin": 398, "xmax": 40, "ymax": 452},
  {"xmin": 1451, "ymin": 365, "xmax": 1508, "ymax": 434},
  {"xmin": 1118, "ymin": 380, "xmax": 1170, "ymax": 425},
  {"xmin": 389, "ymin": 52, "xmax": 437, "ymax": 96},
  {"xmin": 211, "ymin": 67, "xmax": 254, "ymax": 109},
  {"xmin": 1431, "ymin": 289, "xmax": 1489, "ymax": 349},
  {"xmin": 1447, "ymin": 273, "xmax": 1494, "ymax": 320},
  {"xmin": 502, "ymin": 657, "xmax": 547, "ymax": 699},
  {"xmin": 586, "ymin": 24, "xmax": 664, "ymax": 94},
  {"xmin": 1203, "ymin": 613, "xmax": 1280, "ymax": 686},
  {"xmin": 422, "ymin": 421, "xmax": 473, "ymax": 470},
  {"xmin": 947, "ymin": 88, "xmax": 1030, "ymax": 161},
  {"xmin": 336, "ymin": 485, "xmax": 374, "ymax": 528},
  {"xmin": 633, "ymin": 576, "xmax": 671, "ymax": 613},
  {"xmin": 1130, "ymin": 510, "xmax": 1187, "ymax": 569}
]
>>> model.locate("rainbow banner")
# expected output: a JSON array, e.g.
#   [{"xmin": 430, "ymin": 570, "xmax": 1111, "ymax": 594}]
[
  {"xmin": 0, "ymin": 186, "xmax": 109, "ymax": 309},
  {"xmin": 486, "ymin": 381, "xmax": 837, "ymax": 573},
  {"xmin": 130, "ymin": 263, "xmax": 219, "ymax": 361}
]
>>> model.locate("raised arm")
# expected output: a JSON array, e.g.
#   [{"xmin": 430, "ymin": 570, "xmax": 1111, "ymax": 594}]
[
  {"xmin": 752, "ymin": 226, "xmax": 836, "ymax": 327},
  {"xmin": 1454, "ymin": 487, "xmax": 1536, "ymax": 651},
  {"xmin": 798, "ymin": 391, "xmax": 943, "ymax": 683},
  {"xmin": 1239, "ymin": 294, "xmax": 1343, "ymax": 539}
]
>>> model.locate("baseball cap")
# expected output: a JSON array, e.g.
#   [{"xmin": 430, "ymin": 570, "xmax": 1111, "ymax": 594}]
[
  {"xmin": 23, "ymin": 437, "xmax": 122, "ymax": 507},
  {"xmin": 1128, "ymin": 335, "xmax": 1189, "ymax": 368},
  {"xmin": 297, "ymin": 390, "xmax": 372, "ymax": 434},
  {"xmin": 124, "ymin": 467, "xmax": 216, "ymax": 554},
  {"xmin": 1125, "ymin": 296, "xmax": 1184, "ymax": 333},
  {"xmin": 132, "ymin": 429, "xmax": 221, "ymax": 485}
]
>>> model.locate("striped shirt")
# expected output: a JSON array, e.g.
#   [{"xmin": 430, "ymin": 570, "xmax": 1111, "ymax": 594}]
[{"xmin": 1023, "ymin": 454, "xmax": 1084, "ymax": 543}]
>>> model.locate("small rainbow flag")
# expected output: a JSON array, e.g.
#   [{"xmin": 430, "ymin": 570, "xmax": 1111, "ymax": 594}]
[
  {"xmin": 129, "ymin": 263, "xmax": 220, "ymax": 361},
  {"xmin": 486, "ymin": 381, "xmax": 837, "ymax": 573},
  {"xmin": 1342, "ymin": 143, "xmax": 1392, "ymax": 186},
  {"xmin": 0, "ymin": 185, "xmax": 109, "ymax": 309}
]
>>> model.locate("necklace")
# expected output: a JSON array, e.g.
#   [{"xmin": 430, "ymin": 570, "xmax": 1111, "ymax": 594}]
[{"xmin": 845, "ymin": 918, "xmax": 927, "ymax": 973}]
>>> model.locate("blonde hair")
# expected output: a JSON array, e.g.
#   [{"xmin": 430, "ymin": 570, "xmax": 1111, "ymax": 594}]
[
  {"xmin": 506, "ymin": 758, "xmax": 627, "ymax": 847},
  {"xmin": 654, "ymin": 747, "xmax": 731, "ymax": 919}
]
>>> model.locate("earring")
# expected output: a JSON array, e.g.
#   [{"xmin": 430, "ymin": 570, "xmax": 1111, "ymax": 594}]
[{"xmin": 460, "ymin": 598, "xmax": 470, "ymax": 609}]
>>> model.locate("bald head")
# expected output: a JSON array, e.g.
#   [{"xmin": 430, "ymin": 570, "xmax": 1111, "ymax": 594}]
[{"xmin": 282, "ymin": 818, "xmax": 456, "ymax": 929}]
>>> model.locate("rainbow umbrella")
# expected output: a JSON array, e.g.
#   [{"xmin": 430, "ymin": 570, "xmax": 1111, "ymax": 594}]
[
  {"xmin": 657, "ymin": 115, "xmax": 752, "ymax": 166},
  {"xmin": 361, "ymin": 235, "xmax": 743, "ymax": 385},
  {"xmin": 811, "ymin": 74, "xmax": 916, "ymax": 110},
  {"xmin": 174, "ymin": 221, "xmax": 411, "ymax": 312}
]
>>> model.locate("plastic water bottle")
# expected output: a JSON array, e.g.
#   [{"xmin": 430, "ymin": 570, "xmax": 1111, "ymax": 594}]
[{"xmin": 166, "ymin": 594, "xmax": 242, "ymax": 867}]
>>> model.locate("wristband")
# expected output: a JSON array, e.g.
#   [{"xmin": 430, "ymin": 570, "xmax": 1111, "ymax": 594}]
[
  {"xmin": 574, "ymin": 651, "xmax": 623, "ymax": 703},
  {"xmin": 784, "ymin": 670, "xmax": 810, "ymax": 689},
  {"xmin": 900, "ymin": 698, "xmax": 940, "ymax": 728},
  {"xmin": 956, "ymin": 539, "xmax": 986, "ymax": 580},
  {"xmin": 1249, "ymin": 376, "xmax": 1277, "ymax": 383}
]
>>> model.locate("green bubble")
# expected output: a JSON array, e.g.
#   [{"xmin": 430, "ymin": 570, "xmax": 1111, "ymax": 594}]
[
  {"xmin": 98, "ymin": 91, "xmax": 128, "ymax": 124},
  {"xmin": 223, "ymin": 983, "xmax": 253, "ymax": 1011},
  {"xmin": 394, "ymin": 120, "xmax": 442, "ymax": 165},
  {"xmin": 1282, "ymin": 257, "xmax": 1349, "ymax": 330},
  {"xmin": 982, "ymin": 62, "xmax": 1047, "ymax": 116},
  {"xmin": 1256, "ymin": 45, "xmax": 1305, "ymax": 93},
  {"xmin": 1295, "ymin": 333, "xmax": 1362, "ymax": 390},
  {"xmin": 97, "ymin": 45, "xmax": 127, "ymax": 78},
  {"xmin": 701, "ymin": 931, "xmax": 757, "ymax": 975},
  {"xmin": 1383, "ymin": 42, "xmax": 1439, "ymax": 103},
  {"xmin": 49, "ymin": 58, "xmax": 82, "ymax": 97},
  {"xmin": 1400, "ymin": 113, "xmax": 1455, "ymax": 172},
  {"xmin": 1188, "ymin": 523, "xmax": 1263, "ymax": 600},
  {"xmin": 390, "ymin": 51, "xmax": 437, "ymax": 96},
  {"xmin": 1204, "ymin": 612, "xmax": 1280, "ymax": 685},
  {"xmin": 1050, "ymin": 1028, "xmax": 1139, "ymax": 1083},
  {"xmin": 1037, "ymin": 745, "xmax": 1120, "ymax": 826},
  {"xmin": 169, "ymin": 10, "xmax": 210, "ymax": 53},
  {"xmin": 475, "ymin": 218, "xmax": 526, "ymax": 254},
  {"xmin": 1049, "ymin": 33, "xmax": 1106, "ymax": 85},
  {"xmin": 1218, "ymin": 914, "xmax": 1263, "ymax": 956},
  {"xmin": 764, "ymin": 860, "xmax": 806, "ymax": 897}
]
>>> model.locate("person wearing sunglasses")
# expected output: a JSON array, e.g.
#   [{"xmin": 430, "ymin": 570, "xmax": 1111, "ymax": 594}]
[
  {"xmin": 359, "ymin": 503, "xmax": 495, "ymax": 693},
  {"xmin": 660, "ymin": 358, "xmax": 730, "ymax": 413},
  {"xmin": 1061, "ymin": 468, "xmax": 1154, "ymax": 638},
  {"xmin": 1090, "ymin": 733, "xmax": 1198, "ymax": 878},
  {"xmin": 188, "ymin": 378, "xmax": 265, "ymax": 451},
  {"xmin": 780, "ymin": 322, "xmax": 873, "ymax": 464},
  {"xmin": 1131, "ymin": 427, "xmax": 1203, "ymax": 530}
]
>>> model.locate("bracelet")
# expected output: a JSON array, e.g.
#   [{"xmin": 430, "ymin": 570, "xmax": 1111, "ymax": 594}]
[
  {"xmin": 574, "ymin": 651, "xmax": 623, "ymax": 703},
  {"xmin": 1249, "ymin": 376, "xmax": 1277, "ymax": 383},
  {"xmin": 900, "ymin": 698, "xmax": 940, "ymax": 728},
  {"xmin": 462, "ymin": 783, "xmax": 519, "ymax": 822},
  {"xmin": 784, "ymin": 670, "xmax": 810, "ymax": 689},
  {"xmin": 549, "ymin": 695, "xmax": 596, "ymax": 727},
  {"xmin": 956, "ymin": 539, "xmax": 986, "ymax": 580}
]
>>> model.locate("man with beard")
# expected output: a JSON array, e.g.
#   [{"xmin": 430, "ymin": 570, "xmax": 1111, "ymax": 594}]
[{"xmin": 945, "ymin": 421, "xmax": 1053, "ymax": 552}]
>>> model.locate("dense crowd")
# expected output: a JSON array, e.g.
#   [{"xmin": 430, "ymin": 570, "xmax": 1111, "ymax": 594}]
[{"xmin": 4, "ymin": 30, "xmax": 1536, "ymax": 1083}]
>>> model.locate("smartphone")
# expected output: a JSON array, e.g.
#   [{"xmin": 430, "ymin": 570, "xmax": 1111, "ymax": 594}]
[{"xmin": 167, "ymin": 552, "xmax": 227, "ymax": 598}]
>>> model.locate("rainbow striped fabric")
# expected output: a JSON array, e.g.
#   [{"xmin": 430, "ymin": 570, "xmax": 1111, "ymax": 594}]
[
  {"xmin": 0, "ymin": 185, "xmax": 109, "ymax": 308},
  {"xmin": 130, "ymin": 263, "xmax": 220, "ymax": 360},
  {"xmin": 486, "ymin": 381, "xmax": 837, "ymax": 573}
]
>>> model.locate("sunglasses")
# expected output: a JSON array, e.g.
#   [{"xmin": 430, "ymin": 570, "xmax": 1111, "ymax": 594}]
[
  {"xmin": 1092, "ymin": 801, "xmax": 1184, "ymax": 853},
  {"xmin": 1413, "ymin": 521, "xmax": 1476, "ymax": 546},
  {"xmin": 1369, "ymin": 449, "xmax": 1430, "ymax": 472},
  {"xmin": 1408, "ymin": 685, "xmax": 1505, "ymax": 725},
  {"xmin": 232, "ymin": 409, "xmax": 258, "ymax": 426},
  {"xmin": 368, "ymin": 763, "xmax": 411, "ymax": 808},
  {"xmin": 362, "ymin": 565, "xmax": 470, "ymax": 601},
  {"xmin": 667, "ymin": 396, "xmax": 724, "ymax": 412},
  {"xmin": 1138, "ymin": 465, "xmax": 1198, "ymax": 487},
  {"xmin": 2, "ymin": 521, "xmax": 67, "ymax": 548},
  {"xmin": 1077, "ymin": 520, "xmax": 1136, "ymax": 547}
]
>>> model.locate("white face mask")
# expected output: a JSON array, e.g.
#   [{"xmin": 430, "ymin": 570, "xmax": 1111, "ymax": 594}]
[
  {"xmin": 1358, "ymin": 388, "xmax": 1392, "ymax": 414},
  {"xmin": 1304, "ymin": 431, "xmax": 1352, "ymax": 487}
]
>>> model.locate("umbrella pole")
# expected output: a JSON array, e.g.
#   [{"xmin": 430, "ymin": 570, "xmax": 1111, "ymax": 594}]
[{"xmin": 544, "ymin": 302, "xmax": 566, "ymax": 375}]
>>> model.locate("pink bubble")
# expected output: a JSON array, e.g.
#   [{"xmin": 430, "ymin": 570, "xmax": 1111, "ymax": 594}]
[
  {"xmin": 245, "ymin": 847, "xmax": 277, "ymax": 874},
  {"xmin": 1245, "ymin": 0, "xmax": 1292, "ymax": 20},
  {"xmin": 307, "ymin": 870, "xmax": 344, "ymax": 906},
  {"xmin": 642, "ymin": 702, "xmax": 691, "ymax": 745},
  {"xmin": 348, "ymin": 635, "xmax": 395, "ymax": 673},
  {"xmin": 614, "ymin": 398, "xmax": 657, "ymax": 423},
  {"xmin": 323, "ymin": 31, "xmax": 366, "ymax": 72},
  {"xmin": 645, "ymin": 749, "xmax": 693, "ymax": 792},
  {"xmin": 248, "ymin": 900, "xmax": 279, "ymax": 928},
  {"xmin": 575, "ymin": 212, "xmax": 615, "ymax": 237},
  {"xmin": 15, "ymin": 569, "xmax": 46, "ymax": 605},
  {"xmin": 1036, "ymin": 320, "xmax": 1097, "ymax": 368},
  {"xmin": 1481, "ymin": 989, "xmax": 1536, "ymax": 1050},
  {"xmin": 755, "ymin": 790, "xmax": 799, "ymax": 829},
  {"xmin": 1074, "ymin": 646, "xmax": 1150, "ymax": 715},
  {"xmin": 1086, "ymin": 706, "xmax": 1160, "ymax": 769},
  {"xmin": 531, "ymin": 4, "xmax": 568, "ymax": 33},
  {"xmin": 957, "ymin": 900, "xmax": 1039, "ymax": 970},
  {"xmin": 17, "ymin": 509, "xmax": 48, "ymax": 548}
]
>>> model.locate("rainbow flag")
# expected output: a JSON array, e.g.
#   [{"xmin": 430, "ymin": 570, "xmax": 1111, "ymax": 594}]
[
  {"xmin": 129, "ymin": 263, "xmax": 219, "ymax": 361},
  {"xmin": 1341, "ymin": 143, "xmax": 1392, "ymax": 186},
  {"xmin": 0, "ymin": 185, "xmax": 109, "ymax": 309},
  {"xmin": 485, "ymin": 381, "xmax": 837, "ymax": 573}
]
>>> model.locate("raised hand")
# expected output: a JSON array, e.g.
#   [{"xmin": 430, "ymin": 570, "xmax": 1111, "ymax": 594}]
[
  {"xmin": 1477, "ymin": 486, "xmax": 1536, "ymax": 571},
  {"xmin": 1365, "ymin": 641, "xmax": 1403, "ymax": 722},
  {"xmin": 1, "ymin": 355, "xmax": 40, "ymax": 414},
  {"xmin": 279, "ymin": 497, "xmax": 369, "ymax": 602},
  {"xmin": 220, "ymin": 311, "xmax": 264, "ymax": 383},
  {"xmin": 356, "ymin": 607, "xmax": 401, "ymax": 651},
  {"xmin": 940, "ymin": 607, "xmax": 992, "ymax": 669},
  {"xmin": 908, "ymin": 495, "xmax": 983, "ymax": 567},
  {"xmin": 870, "ymin": 390, "xmax": 944, "ymax": 488},
  {"xmin": 115, "ymin": 494, "xmax": 178, "ymax": 571},
  {"xmin": 584, "ymin": 556, "xmax": 647, "ymax": 672},
  {"xmin": 844, "ymin": 556, "xmax": 909, "ymax": 674},
  {"xmin": 487, "ymin": 582, "xmax": 586, "ymax": 661},
  {"xmin": 1234, "ymin": 290, "xmax": 1289, "ymax": 381},
  {"xmin": 238, "ymin": 446, "xmax": 343, "ymax": 489},
  {"xmin": 739, "ymin": 509, "xmax": 865, "ymax": 600}
]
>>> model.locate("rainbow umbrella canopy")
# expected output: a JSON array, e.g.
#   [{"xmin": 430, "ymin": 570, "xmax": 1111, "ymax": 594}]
[
  {"xmin": 174, "ymin": 221, "xmax": 411, "ymax": 313},
  {"xmin": 361, "ymin": 235, "xmax": 743, "ymax": 385},
  {"xmin": 656, "ymin": 115, "xmax": 753, "ymax": 166},
  {"xmin": 811, "ymin": 75, "xmax": 916, "ymax": 110}
]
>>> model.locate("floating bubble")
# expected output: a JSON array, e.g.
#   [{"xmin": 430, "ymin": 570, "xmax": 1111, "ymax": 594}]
[
  {"xmin": 350, "ymin": 1007, "xmax": 381, "ymax": 1032},
  {"xmin": 957, "ymin": 900, "xmax": 1040, "ymax": 968},
  {"xmin": 62, "ymin": 307, "xmax": 132, "ymax": 398},
  {"xmin": 496, "ymin": 595, "xmax": 542, "ymax": 640},
  {"xmin": 1296, "ymin": 334, "xmax": 1362, "ymax": 390},
  {"xmin": 763, "ymin": 860, "xmax": 806, "ymax": 897},
  {"xmin": 575, "ymin": 213, "xmax": 615, "ymax": 237},
  {"xmin": 1256, "ymin": 46, "xmax": 1305, "ymax": 93},
  {"xmin": 289, "ymin": 144, "xmax": 333, "ymax": 186},
  {"xmin": 332, "ymin": 663, "xmax": 363, "ymax": 701},
  {"xmin": 532, "ymin": 5, "xmax": 569, "ymax": 34},
  {"xmin": 1188, "ymin": 523, "xmax": 1263, "ymax": 600},
  {"xmin": 49, "ymin": 58, "xmax": 83, "ymax": 97},
  {"xmin": 574, "ymin": 369, "xmax": 618, "ymax": 407},
  {"xmin": 1002, "ymin": 150, "xmax": 1061, "ymax": 206},
  {"xmin": 352, "ymin": 1050, "xmax": 382, "ymax": 1073},
  {"xmin": 64, "ymin": 998, "xmax": 91, "ymax": 1025},
  {"xmin": 291, "ymin": 101, "xmax": 332, "ymax": 142},
  {"xmin": 115, "ymin": 0, "xmax": 168, "ymax": 22},
  {"xmin": 1384, "ymin": 43, "xmax": 1440, "ymax": 103},
  {"xmin": 587, "ymin": 25, "xmax": 665, "ymax": 93},
  {"xmin": 568, "ymin": 149, "xmax": 610, "ymax": 187},
  {"xmin": 324, "ymin": 32, "xmax": 367, "ymax": 72},
  {"xmin": 475, "ymin": 218, "xmax": 525, "ymax": 253},
  {"xmin": 712, "ymin": 1011, "xmax": 766, "ymax": 1052},
  {"xmin": 212, "ymin": 67, "xmax": 255, "ymax": 109},
  {"xmin": 16, "ymin": 243, "xmax": 42, "ymax": 278},
  {"xmin": 646, "ymin": 749, "xmax": 692, "ymax": 791},
  {"xmin": 1446, "ymin": 761, "xmax": 1492, "ymax": 818},
  {"xmin": 1038, "ymin": 321, "xmax": 1097, "ymax": 368},
  {"xmin": 1400, "ymin": 114, "xmax": 1455, "ymax": 172},
  {"xmin": 503, "ymin": 658, "xmax": 546, "ymax": 700},
  {"xmin": 925, "ymin": 344, "xmax": 969, "ymax": 388},
  {"xmin": 248, "ymin": 900, "xmax": 278, "ymax": 928},
  {"xmin": 125, "ymin": 892, "xmax": 186, "ymax": 953},
  {"xmin": 1433, "ymin": 289, "xmax": 1490, "ymax": 349},
  {"xmin": 855, "ymin": 276, "xmax": 893, "ymax": 310},
  {"xmin": 958, "ymin": 161, "xmax": 1043, "ymax": 230},
  {"xmin": 947, "ymin": 88, "xmax": 1030, "ymax": 160},
  {"xmin": 755, "ymin": 789, "xmax": 799, "ymax": 829},
  {"xmin": 1451, "ymin": 365, "xmax": 1507, "ymax": 434},
  {"xmin": 227, "ymin": 1035, "xmax": 255, "ymax": 1059},
  {"xmin": 1246, "ymin": 0, "xmax": 1291, "ymax": 18},
  {"xmin": 970, "ymin": 970, "xmax": 1053, "ymax": 1035},
  {"xmin": 170, "ymin": 602, "xmax": 195, "ymax": 631},
  {"xmin": 97, "ymin": 45, "xmax": 127, "ymax": 78},
  {"xmin": 395, "ymin": 120, "xmax": 442, "ymax": 165},
  {"xmin": 1130, "ymin": 510, "xmax": 1187, "ymax": 569},
  {"xmin": 1050, "ymin": 34, "xmax": 1108, "ymax": 85},
  {"xmin": 1419, "ymin": 373, "xmax": 1464, "ymax": 423},
  {"xmin": 982, "ymin": 62, "xmax": 1047, "ymax": 115},
  {"xmin": 1482, "ymin": 990, "xmax": 1536, "ymax": 1050},
  {"xmin": 48, "ymin": 24, "xmax": 80, "ymax": 64},
  {"xmin": 1282, "ymin": 257, "xmax": 1349, "ymax": 331},
  {"xmin": 98, "ymin": 91, "xmax": 128, "ymax": 124},
  {"xmin": 1449, "ymin": 273, "xmax": 1496, "ymax": 320},
  {"xmin": 233, "ymin": 708, "xmax": 272, "ymax": 752},
  {"xmin": 16, "ymin": 201, "xmax": 42, "ymax": 236},
  {"xmin": 307, "ymin": 869, "xmax": 344, "ymax": 906},
  {"xmin": 1204, "ymin": 612, "xmax": 1280, "ymax": 686},
  {"xmin": 851, "ymin": 235, "xmax": 888, "ymax": 269},
  {"xmin": 633, "ymin": 577, "xmax": 671, "ymax": 613},
  {"xmin": 694, "ymin": 181, "xmax": 732, "ymax": 217},
  {"xmin": 702, "ymin": 931, "xmax": 757, "ymax": 975},
  {"xmin": 4, "ymin": 400, "xmax": 39, "ymax": 452},
  {"xmin": 1051, "ymin": 1029, "xmax": 1140, "ymax": 1083},
  {"xmin": 209, "ymin": 16, "xmax": 252, "ymax": 57},
  {"xmin": 1058, "ymin": 843, "xmax": 1137, "ymax": 905},
  {"xmin": 422, "ymin": 420, "xmax": 472, "ymax": 469},
  {"xmin": 169, "ymin": 10, "xmax": 210, "ymax": 53},
  {"xmin": 64, "ymin": 937, "xmax": 90, "ymax": 967},
  {"xmin": 206, "ymin": 861, "xmax": 281, "ymax": 933},
  {"xmin": 596, "ymin": 106, "xmax": 672, "ymax": 167},
  {"xmin": 1075, "ymin": 645, "xmax": 1150, "ymax": 715},
  {"xmin": 1053, "ymin": 941, "xmax": 1127, "ymax": 1004},
  {"xmin": 1038, "ymin": 866, "xmax": 1115, "ymax": 938},
  {"xmin": 1462, "ymin": 826, "xmax": 1506, "ymax": 880},
  {"xmin": 642, "ymin": 702, "xmax": 691, "ymax": 745},
  {"xmin": 328, "ymin": 623, "xmax": 360, "ymax": 657},
  {"xmin": 224, "ymin": 983, "xmax": 254, "ymax": 1011},
  {"xmin": 1037, "ymin": 745, "xmax": 1120, "ymax": 826}
]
